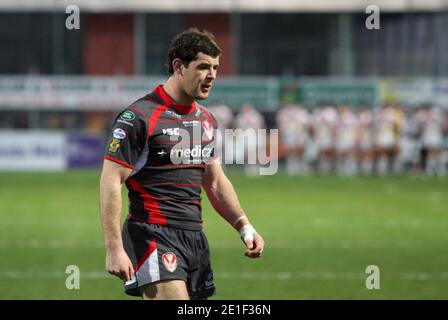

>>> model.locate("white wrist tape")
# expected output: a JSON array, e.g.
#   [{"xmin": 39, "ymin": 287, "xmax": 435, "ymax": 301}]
[
  {"xmin": 232, "ymin": 215, "xmax": 248, "ymax": 227},
  {"xmin": 239, "ymin": 224, "xmax": 256, "ymax": 243}
]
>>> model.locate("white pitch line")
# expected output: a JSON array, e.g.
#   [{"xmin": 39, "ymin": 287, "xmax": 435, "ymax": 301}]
[
  {"xmin": 2, "ymin": 271, "xmax": 448, "ymax": 281},
  {"xmin": 0, "ymin": 239, "xmax": 104, "ymax": 249},
  {"xmin": 1, "ymin": 217, "xmax": 446, "ymax": 230},
  {"xmin": 0, "ymin": 239, "xmax": 442, "ymax": 250}
]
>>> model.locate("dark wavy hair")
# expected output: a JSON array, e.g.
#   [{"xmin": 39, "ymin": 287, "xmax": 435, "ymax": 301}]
[{"xmin": 166, "ymin": 28, "xmax": 222, "ymax": 75}]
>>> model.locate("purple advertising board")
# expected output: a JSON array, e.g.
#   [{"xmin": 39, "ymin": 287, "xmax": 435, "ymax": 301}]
[{"xmin": 67, "ymin": 133, "xmax": 106, "ymax": 168}]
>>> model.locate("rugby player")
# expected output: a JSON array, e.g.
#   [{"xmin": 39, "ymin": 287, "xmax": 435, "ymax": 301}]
[
  {"xmin": 314, "ymin": 105, "xmax": 338, "ymax": 174},
  {"xmin": 234, "ymin": 103, "xmax": 266, "ymax": 176},
  {"xmin": 207, "ymin": 103, "xmax": 234, "ymax": 168},
  {"xmin": 335, "ymin": 105, "xmax": 357, "ymax": 176},
  {"xmin": 99, "ymin": 28, "xmax": 265, "ymax": 300},
  {"xmin": 421, "ymin": 106, "xmax": 447, "ymax": 176},
  {"xmin": 277, "ymin": 104, "xmax": 311, "ymax": 175},
  {"xmin": 374, "ymin": 104, "xmax": 400, "ymax": 175},
  {"xmin": 356, "ymin": 106, "xmax": 375, "ymax": 175}
]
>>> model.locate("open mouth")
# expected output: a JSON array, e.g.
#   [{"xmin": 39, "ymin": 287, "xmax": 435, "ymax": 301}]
[{"xmin": 201, "ymin": 84, "xmax": 212, "ymax": 92}]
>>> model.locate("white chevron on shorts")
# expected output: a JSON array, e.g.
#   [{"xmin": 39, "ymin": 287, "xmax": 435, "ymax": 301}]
[{"xmin": 136, "ymin": 245, "xmax": 160, "ymax": 284}]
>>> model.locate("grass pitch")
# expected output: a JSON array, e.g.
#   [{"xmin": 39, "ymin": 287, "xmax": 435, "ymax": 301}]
[{"xmin": 0, "ymin": 170, "xmax": 447, "ymax": 299}]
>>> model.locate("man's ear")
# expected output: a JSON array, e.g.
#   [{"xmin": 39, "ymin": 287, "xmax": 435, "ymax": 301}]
[{"xmin": 172, "ymin": 58, "xmax": 184, "ymax": 76}]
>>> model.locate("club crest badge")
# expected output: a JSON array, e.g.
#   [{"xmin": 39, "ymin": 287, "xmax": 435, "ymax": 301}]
[
  {"xmin": 202, "ymin": 121, "xmax": 213, "ymax": 140},
  {"xmin": 162, "ymin": 252, "xmax": 178, "ymax": 272}
]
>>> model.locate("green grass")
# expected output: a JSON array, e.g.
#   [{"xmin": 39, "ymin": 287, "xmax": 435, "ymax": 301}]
[{"xmin": 0, "ymin": 170, "xmax": 447, "ymax": 299}]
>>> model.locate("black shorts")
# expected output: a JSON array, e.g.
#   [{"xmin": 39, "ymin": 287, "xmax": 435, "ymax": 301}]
[{"xmin": 122, "ymin": 219, "xmax": 216, "ymax": 299}]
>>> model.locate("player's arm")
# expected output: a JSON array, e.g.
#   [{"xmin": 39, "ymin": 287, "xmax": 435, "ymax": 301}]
[
  {"xmin": 99, "ymin": 159, "xmax": 134, "ymax": 281},
  {"xmin": 100, "ymin": 108, "xmax": 147, "ymax": 281},
  {"xmin": 202, "ymin": 162, "xmax": 264, "ymax": 258}
]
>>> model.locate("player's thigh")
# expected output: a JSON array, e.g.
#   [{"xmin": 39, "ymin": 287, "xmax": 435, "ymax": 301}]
[{"xmin": 140, "ymin": 279, "xmax": 189, "ymax": 300}]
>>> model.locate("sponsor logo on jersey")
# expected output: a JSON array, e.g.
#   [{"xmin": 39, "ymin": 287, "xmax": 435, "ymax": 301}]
[
  {"xmin": 113, "ymin": 128, "xmax": 126, "ymax": 139},
  {"xmin": 202, "ymin": 120, "xmax": 213, "ymax": 140},
  {"xmin": 162, "ymin": 128, "xmax": 180, "ymax": 136},
  {"xmin": 170, "ymin": 145, "xmax": 213, "ymax": 159},
  {"xmin": 120, "ymin": 111, "xmax": 135, "ymax": 121},
  {"xmin": 117, "ymin": 119, "xmax": 134, "ymax": 127},
  {"xmin": 157, "ymin": 149, "xmax": 167, "ymax": 157},
  {"xmin": 162, "ymin": 252, "xmax": 177, "ymax": 272},
  {"xmin": 108, "ymin": 138, "xmax": 121, "ymax": 153},
  {"xmin": 182, "ymin": 120, "xmax": 200, "ymax": 127},
  {"xmin": 165, "ymin": 109, "xmax": 182, "ymax": 119}
]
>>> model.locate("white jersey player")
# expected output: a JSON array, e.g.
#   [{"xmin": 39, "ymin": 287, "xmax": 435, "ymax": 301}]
[
  {"xmin": 313, "ymin": 106, "xmax": 338, "ymax": 174},
  {"xmin": 234, "ymin": 103, "xmax": 266, "ymax": 175},
  {"xmin": 375, "ymin": 106, "xmax": 396, "ymax": 149},
  {"xmin": 356, "ymin": 107, "xmax": 375, "ymax": 175},
  {"xmin": 207, "ymin": 104, "xmax": 234, "ymax": 131},
  {"xmin": 397, "ymin": 110, "xmax": 419, "ymax": 174},
  {"xmin": 374, "ymin": 105, "xmax": 402, "ymax": 175},
  {"xmin": 421, "ymin": 107, "xmax": 447, "ymax": 176},
  {"xmin": 207, "ymin": 104, "xmax": 234, "ymax": 163},
  {"xmin": 335, "ymin": 106, "xmax": 358, "ymax": 176},
  {"xmin": 277, "ymin": 105, "xmax": 310, "ymax": 175}
]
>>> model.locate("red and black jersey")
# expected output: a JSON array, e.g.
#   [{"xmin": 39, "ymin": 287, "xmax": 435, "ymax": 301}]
[{"xmin": 104, "ymin": 84, "xmax": 219, "ymax": 231}]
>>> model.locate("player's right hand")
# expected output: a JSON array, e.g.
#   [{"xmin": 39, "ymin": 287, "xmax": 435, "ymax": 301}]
[
  {"xmin": 244, "ymin": 231, "xmax": 265, "ymax": 258},
  {"xmin": 106, "ymin": 249, "xmax": 135, "ymax": 281},
  {"xmin": 239, "ymin": 224, "xmax": 265, "ymax": 258}
]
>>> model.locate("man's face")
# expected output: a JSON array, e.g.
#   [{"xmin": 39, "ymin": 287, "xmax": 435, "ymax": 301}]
[{"xmin": 180, "ymin": 52, "xmax": 220, "ymax": 100}]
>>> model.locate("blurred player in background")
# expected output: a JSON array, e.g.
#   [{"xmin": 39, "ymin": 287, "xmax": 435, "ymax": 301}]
[
  {"xmin": 277, "ymin": 104, "xmax": 310, "ymax": 175},
  {"xmin": 396, "ymin": 107, "xmax": 419, "ymax": 174},
  {"xmin": 207, "ymin": 103, "xmax": 234, "ymax": 166},
  {"xmin": 374, "ymin": 104, "xmax": 401, "ymax": 175},
  {"xmin": 234, "ymin": 103, "xmax": 266, "ymax": 176},
  {"xmin": 409, "ymin": 105, "xmax": 427, "ymax": 174},
  {"xmin": 420, "ymin": 106, "xmax": 447, "ymax": 176},
  {"xmin": 335, "ymin": 105, "xmax": 358, "ymax": 176},
  {"xmin": 392, "ymin": 105, "xmax": 406, "ymax": 174},
  {"xmin": 314, "ymin": 105, "xmax": 338, "ymax": 174},
  {"xmin": 99, "ymin": 28, "xmax": 264, "ymax": 300},
  {"xmin": 356, "ymin": 106, "xmax": 375, "ymax": 175}
]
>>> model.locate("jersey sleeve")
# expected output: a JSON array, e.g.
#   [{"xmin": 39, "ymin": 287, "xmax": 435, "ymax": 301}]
[{"xmin": 103, "ymin": 109, "xmax": 147, "ymax": 169}]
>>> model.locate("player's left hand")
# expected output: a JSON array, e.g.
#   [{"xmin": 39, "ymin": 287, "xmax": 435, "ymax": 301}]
[{"xmin": 244, "ymin": 231, "xmax": 265, "ymax": 259}]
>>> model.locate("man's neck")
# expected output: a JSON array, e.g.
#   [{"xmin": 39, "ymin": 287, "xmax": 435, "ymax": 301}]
[{"xmin": 163, "ymin": 78, "xmax": 194, "ymax": 106}]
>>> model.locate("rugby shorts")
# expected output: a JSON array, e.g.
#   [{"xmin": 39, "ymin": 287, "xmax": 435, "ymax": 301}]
[{"xmin": 122, "ymin": 219, "xmax": 216, "ymax": 299}]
